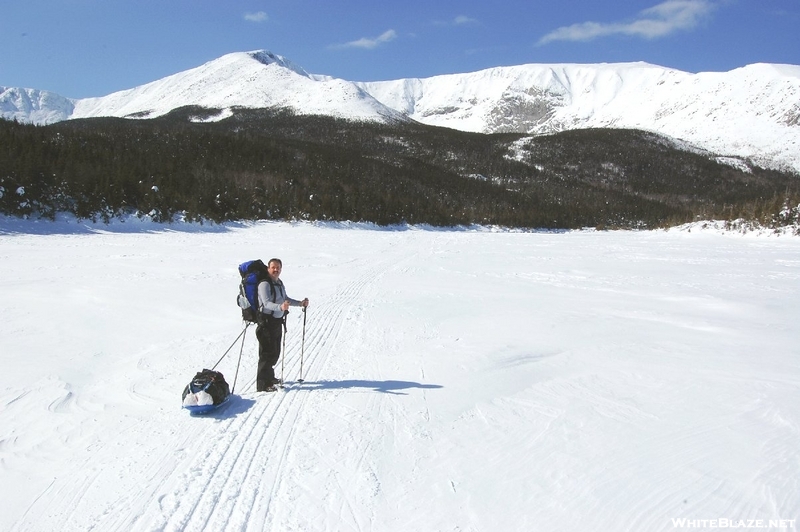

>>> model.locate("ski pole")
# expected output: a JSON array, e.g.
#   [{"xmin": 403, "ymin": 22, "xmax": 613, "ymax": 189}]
[
  {"xmin": 298, "ymin": 306, "xmax": 307, "ymax": 383},
  {"xmin": 280, "ymin": 322, "xmax": 286, "ymax": 385},
  {"xmin": 230, "ymin": 323, "xmax": 249, "ymax": 394}
]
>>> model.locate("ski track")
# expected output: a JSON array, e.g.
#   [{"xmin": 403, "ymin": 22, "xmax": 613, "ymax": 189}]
[{"xmin": 115, "ymin": 237, "xmax": 417, "ymax": 532}]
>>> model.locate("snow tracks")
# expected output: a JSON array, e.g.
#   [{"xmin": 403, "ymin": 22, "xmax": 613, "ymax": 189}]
[{"xmin": 80, "ymin": 231, "xmax": 421, "ymax": 532}]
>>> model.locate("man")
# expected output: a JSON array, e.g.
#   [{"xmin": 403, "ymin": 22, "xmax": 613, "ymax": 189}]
[{"xmin": 256, "ymin": 258, "xmax": 309, "ymax": 392}]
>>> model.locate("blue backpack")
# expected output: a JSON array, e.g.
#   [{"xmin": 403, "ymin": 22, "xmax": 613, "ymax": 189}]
[{"xmin": 237, "ymin": 260, "xmax": 275, "ymax": 323}]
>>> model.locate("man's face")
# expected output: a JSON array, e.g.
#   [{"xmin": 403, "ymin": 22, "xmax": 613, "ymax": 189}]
[{"xmin": 268, "ymin": 261, "xmax": 282, "ymax": 280}]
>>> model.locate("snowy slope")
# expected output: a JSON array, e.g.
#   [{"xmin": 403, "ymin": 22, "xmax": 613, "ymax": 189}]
[
  {"xmin": 0, "ymin": 87, "xmax": 75, "ymax": 124},
  {"xmin": 357, "ymin": 62, "xmax": 800, "ymax": 172},
  {"xmin": 71, "ymin": 51, "xmax": 405, "ymax": 122},
  {"xmin": 1, "ymin": 219, "xmax": 799, "ymax": 531},
  {"xmin": 2, "ymin": 50, "xmax": 799, "ymax": 171}
]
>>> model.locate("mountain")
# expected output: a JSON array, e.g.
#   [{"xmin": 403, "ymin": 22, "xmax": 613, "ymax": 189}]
[
  {"xmin": 2, "ymin": 50, "xmax": 799, "ymax": 173},
  {"xmin": 0, "ymin": 87, "xmax": 75, "ymax": 124},
  {"xmin": 1, "ymin": 51, "xmax": 404, "ymax": 125},
  {"xmin": 71, "ymin": 51, "xmax": 405, "ymax": 123},
  {"xmin": 357, "ymin": 62, "xmax": 800, "ymax": 173}
]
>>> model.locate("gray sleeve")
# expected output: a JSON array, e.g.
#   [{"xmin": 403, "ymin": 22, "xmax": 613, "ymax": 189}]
[
  {"xmin": 281, "ymin": 283, "xmax": 302, "ymax": 306},
  {"xmin": 280, "ymin": 284, "xmax": 303, "ymax": 307}
]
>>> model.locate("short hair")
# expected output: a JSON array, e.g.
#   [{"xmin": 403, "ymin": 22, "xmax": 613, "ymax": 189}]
[{"xmin": 268, "ymin": 258, "xmax": 283, "ymax": 267}]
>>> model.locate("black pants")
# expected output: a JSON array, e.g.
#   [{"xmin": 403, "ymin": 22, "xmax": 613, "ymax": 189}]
[{"xmin": 255, "ymin": 317, "xmax": 283, "ymax": 390}]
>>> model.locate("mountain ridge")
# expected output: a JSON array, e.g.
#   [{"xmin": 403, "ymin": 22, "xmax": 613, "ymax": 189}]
[
  {"xmin": 2, "ymin": 49, "xmax": 799, "ymax": 172},
  {"xmin": 70, "ymin": 51, "xmax": 405, "ymax": 123},
  {"xmin": 357, "ymin": 61, "xmax": 800, "ymax": 172}
]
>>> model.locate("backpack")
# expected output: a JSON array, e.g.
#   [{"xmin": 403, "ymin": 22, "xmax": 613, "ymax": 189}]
[
  {"xmin": 182, "ymin": 368, "xmax": 230, "ymax": 405},
  {"xmin": 237, "ymin": 260, "xmax": 275, "ymax": 323}
]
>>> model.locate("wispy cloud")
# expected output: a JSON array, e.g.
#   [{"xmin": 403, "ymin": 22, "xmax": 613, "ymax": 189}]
[
  {"xmin": 538, "ymin": 0, "xmax": 714, "ymax": 45},
  {"xmin": 332, "ymin": 29, "xmax": 397, "ymax": 50},
  {"xmin": 244, "ymin": 11, "xmax": 269, "ymax": 23},
  {"xmin": 454, "ymin": 15, "xmax": 478, "ymax": 26},
  {"xmin": 434, "ymin": 15, "xmax": 479, "ymax": 26}
]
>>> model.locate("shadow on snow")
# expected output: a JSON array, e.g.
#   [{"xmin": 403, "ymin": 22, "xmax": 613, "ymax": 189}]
[
  {"xmin": 186, "ymin": 395, "xmax": 256, "ymax": 420},
  {"xmin": 288, "ymin": 379, "xmax": 443, "ymax": 395},
  {"xmin": 186, "ymin": 380, "xmax": 443, "ymax": 420}
]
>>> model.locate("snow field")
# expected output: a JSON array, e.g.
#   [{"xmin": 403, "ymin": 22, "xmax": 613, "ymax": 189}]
[{"xmin": 1, "ymin": 221, "xmax": 798, "ymax": 531}]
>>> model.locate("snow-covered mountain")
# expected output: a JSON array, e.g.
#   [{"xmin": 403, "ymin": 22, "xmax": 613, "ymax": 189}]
[
  {"xmin": 2, "ymin": 50, "xmax": 799, "ymax": 172},
  {"xmin": 70, "ymin": 51, "xmax": 405, "ymax": 123},
  {"xmin": 0, "ymin": 86, "xmax": 75, "ymax": 124},
  {"xmin": 0, "ymin": 51, "xmax": 404, "ymax": 125},
  {"xmin": 357, "ymin": 62, "xmax": 800, "ymax": 173}
]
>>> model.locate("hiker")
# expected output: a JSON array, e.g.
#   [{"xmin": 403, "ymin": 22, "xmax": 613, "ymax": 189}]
[{"xmin": 256, "ymin": 258, "xmax": 309, "ymax": 391}]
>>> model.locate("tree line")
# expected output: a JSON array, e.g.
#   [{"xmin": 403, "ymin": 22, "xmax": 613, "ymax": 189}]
[{"xmin": 1, "ymin": 108, "xmax": 798, "ymax": 229}]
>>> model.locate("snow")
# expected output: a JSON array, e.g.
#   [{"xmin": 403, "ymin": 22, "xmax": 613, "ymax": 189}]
[
  {"xmin": 1, "ymin": 218, "xmax": 799, "ymax": 531},
  {"xmin": 70, "ymin": 51, "xmax": 403, "ymax": 122},
  {"xmin": 0, "ymin": 86, "xmax": 75, "ymax": 124},
  {"xmin": 4, "ymin": 50, "xmax": 799, "ymax": 172},
  {"xmin": 358, "ymin": 62, "xmax": 800, "ymax": 173}
]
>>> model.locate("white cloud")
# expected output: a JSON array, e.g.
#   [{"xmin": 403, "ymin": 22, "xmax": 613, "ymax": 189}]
[
  {"xmin": 433, "ymin": 15, "xmax": 479, "ymax": 26},
  {"xmin": 454, "ymin": 15, "xmax": 478, "ymax": 26},
  {"xmin": 244, "ymin": 11, "xmax": 269, "ymax": 23},
  {"xmin": 333, "ymin": 29, "xmax": 397, "ymax": 50},
  {"xmin": 537, "ymin": 0, "xmax": 714, "ymax": 45}
]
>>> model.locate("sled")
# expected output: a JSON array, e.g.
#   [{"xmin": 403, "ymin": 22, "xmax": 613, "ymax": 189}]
[
  {"xmin": 183, "ymin": 393, "xmax": 233, "ymax": 416},
  {"xmin": 181, "ymin": 369, "xmax": 231, "ymax": 416}
]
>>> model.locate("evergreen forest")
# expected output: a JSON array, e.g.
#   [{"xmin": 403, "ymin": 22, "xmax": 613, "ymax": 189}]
[{"xmin": 1, "ymin": 108, "xmax": 798, "ymax": 229}]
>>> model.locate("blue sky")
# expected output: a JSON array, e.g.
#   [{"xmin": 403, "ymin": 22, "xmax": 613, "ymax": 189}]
[{"xmin": 2, "ymin": 0, "xmax": 799, "ymax": 98}]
